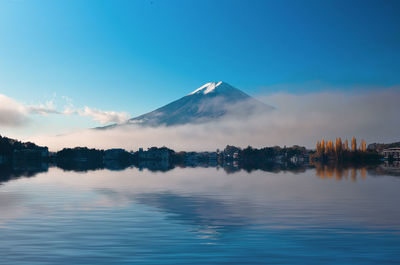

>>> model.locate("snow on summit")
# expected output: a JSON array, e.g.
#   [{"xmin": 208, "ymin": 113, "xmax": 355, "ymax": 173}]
[{"xmin": 188, "ymin": 81, "xmax": 223, "ymax": 95}]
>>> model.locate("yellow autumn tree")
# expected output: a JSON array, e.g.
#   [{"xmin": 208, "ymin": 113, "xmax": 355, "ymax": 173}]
[
  {"xmin": 321, "ymin": 139, "xmax": 325, "ymax": 154},
  {"xmin": 326, "ymin": 140, "xmax": 334, "ymax": 154},
  {"xmin": 351, "ymin": 137, "xmax": 357, "ymax": 152},
  {"xmin": 344, "ymin": 139, "xmax": 349, "ymax": 151},
  {"xmin": 335, "ymin": 138, "xmax": 342, "ymax": 155},
  {"xmin": 360, "ymin": 139, "xmax": 366, "ymax": 152},
  {"xmin": 316, "ymin": 141, "xmax": 321, "ymax": 154}
]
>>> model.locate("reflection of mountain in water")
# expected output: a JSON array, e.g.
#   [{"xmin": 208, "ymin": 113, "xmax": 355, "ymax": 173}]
[{"xmin": 135, "ymin": 193, "xmax": 251, "ymax": 236}]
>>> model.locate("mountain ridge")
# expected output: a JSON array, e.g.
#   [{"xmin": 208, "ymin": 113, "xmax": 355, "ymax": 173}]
[{"xmin": 101, "ymin": 81, "xmax": 272, "ymax": 128}]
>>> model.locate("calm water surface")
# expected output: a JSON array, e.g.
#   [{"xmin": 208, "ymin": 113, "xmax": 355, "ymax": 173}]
[{"xmin": 0, "ymin": 166, "xmax": 399, "ymax": 264}]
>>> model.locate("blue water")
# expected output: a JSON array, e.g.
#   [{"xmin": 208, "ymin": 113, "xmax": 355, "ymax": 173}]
[{"xmin": 0, "ymin": 166, "xmax": 399, "ymax": 264}]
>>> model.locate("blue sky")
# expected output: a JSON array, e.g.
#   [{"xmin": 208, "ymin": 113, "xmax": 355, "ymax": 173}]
[{"xmin": 0, "ymin": 0, "xmax": 399, "ymax": 138}]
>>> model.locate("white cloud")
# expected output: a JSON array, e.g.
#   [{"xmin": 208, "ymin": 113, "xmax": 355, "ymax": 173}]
[
  {"xmin": 77, "ymin": 106, "xmax": 129, "ymax": 125},
  {"xmin": 0, "ymin": 94, "xmax": 28, "ymax": 127},
  {"xmin": 0, "ymin": 94, "xmax": 130, "ymax": 127},
  {"xmin": 26, "ymin": 100, "xmax": 61, "ymax": 115}
]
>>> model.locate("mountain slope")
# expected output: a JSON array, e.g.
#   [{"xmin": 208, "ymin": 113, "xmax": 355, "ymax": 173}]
[{"xmin": 106, "ymin": 81, "xmax": 272, "ymax": 128}]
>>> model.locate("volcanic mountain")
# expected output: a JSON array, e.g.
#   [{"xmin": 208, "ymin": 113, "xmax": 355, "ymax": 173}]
[{"xmin": 105, "ymin": 81, "xmax": 272, "ymax": 128}]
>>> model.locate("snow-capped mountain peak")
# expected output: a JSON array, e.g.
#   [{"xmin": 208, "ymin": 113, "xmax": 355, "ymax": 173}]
[
  {"xmin": 188, "ymin": 81, "xmax": 223, "ymax": 95},
  {"xmin": 100, "ymin": 81, "xmax": 273, "ymax": 128}
]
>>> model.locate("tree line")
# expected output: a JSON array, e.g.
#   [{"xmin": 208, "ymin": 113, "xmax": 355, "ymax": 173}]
[
  {"xmin": 314, "ymin": 137, "xmax": 379, "ymax": 163},
  {"xmin": 316, "ymin": 137, "xmax": 366, "ymax": 155}
]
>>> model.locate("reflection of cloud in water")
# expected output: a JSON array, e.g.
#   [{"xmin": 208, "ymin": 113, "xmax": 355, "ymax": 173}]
[
  {"xmin": 0, "ymin": 191, "xmax": 27, "ymax": 226},
  {"xmin": 135, "ymin": 193, "xmax": 251, "ymax": 238}
]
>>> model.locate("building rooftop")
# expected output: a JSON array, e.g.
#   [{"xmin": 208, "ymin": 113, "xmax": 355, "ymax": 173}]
[{"xmin": 383, "ymin": 147, "xmax": 400, "ymax": 151}]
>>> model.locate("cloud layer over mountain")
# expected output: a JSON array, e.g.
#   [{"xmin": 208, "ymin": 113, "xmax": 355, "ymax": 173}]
[{"xmin": 30, "ymin": 87, "xmax": 400, "ymax": 151}]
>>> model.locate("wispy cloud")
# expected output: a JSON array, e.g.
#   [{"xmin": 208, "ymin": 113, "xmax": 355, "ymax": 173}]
[
  {"xmin": 0, "ymin": 94, "xmax": 130, "ymax": 127},
  {"xmin": 76, "ymin": 106, "xmax": 129, "ymax": 125},
  {"xmin": 26, "ymin": 100, "xmax": 61, "ymax": 115}
]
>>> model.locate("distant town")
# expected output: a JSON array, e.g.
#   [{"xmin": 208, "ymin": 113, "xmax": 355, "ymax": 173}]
[{"xmin": 0, "ymin": 135, "xmax": 399, "ymax": 181}]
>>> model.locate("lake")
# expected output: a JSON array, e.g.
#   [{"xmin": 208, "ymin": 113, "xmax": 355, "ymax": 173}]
[{"xmin": 0, "ymin": 165, "xmax": 399, "ymax": 264}]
